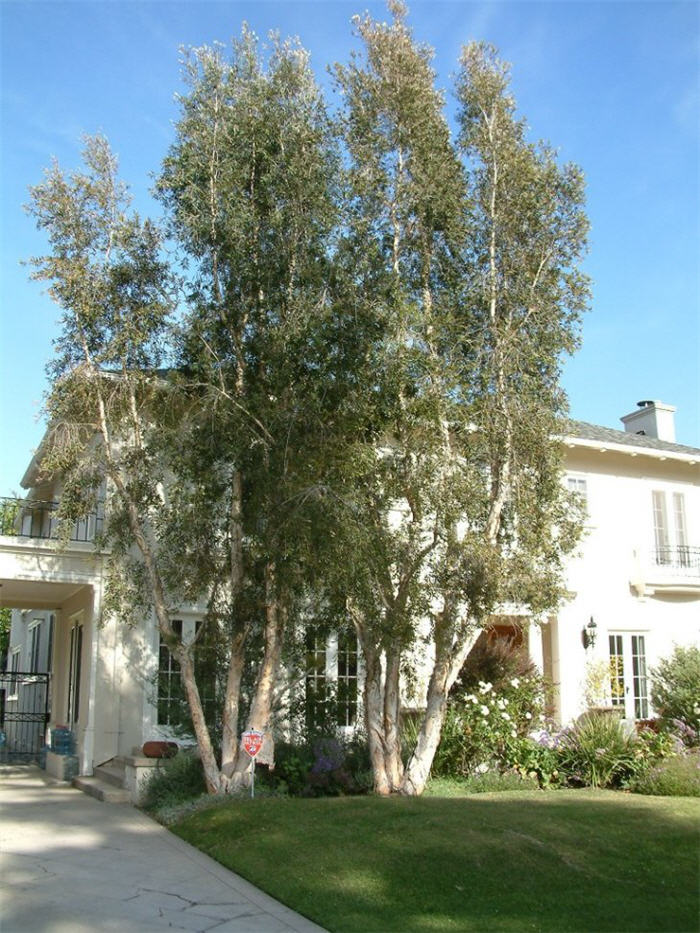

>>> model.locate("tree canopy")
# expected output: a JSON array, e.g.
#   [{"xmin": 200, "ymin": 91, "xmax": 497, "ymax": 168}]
[{"xmin": 25, "ymin": 2, "xmax": 589, "ymax": 795}]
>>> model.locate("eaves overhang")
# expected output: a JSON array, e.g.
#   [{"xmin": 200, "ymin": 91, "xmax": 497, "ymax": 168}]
[{"xmin": 561, "ymin": 434, "xmax": 699, "ymax": 467}]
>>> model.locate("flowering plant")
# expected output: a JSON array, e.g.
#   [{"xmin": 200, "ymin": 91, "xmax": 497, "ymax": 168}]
[{"xmin": 432, "ymin": 671, "xmax": 547, "ymax": 778}]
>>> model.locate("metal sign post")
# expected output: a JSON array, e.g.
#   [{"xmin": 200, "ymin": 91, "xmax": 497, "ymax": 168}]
[{"xmin": 241, "ymin": 730, "xmax": 264, "ymax": 799}]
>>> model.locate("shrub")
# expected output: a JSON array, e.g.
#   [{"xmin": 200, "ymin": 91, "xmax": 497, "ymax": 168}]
[
  {"xmin": 452, "ymin": 634, "xmax": 537, "ymax": 698},
  {"xmin": 267, "ymin": 741, "xmax": 315, "ymax": 796},
  {"xmin": 650, "ymin": 645, "xmax": 700, "ymax": 746},
  {"xmin": 260, "ymin": 734, "xmax": 371, "ymax": 797},
  {"xmin": 506, "ymin": 735, "xmax": 562, "ymax": 788},
  {"xmin": 429, "ymin": 662, "xmax": 547, "ymax": 778},
  {"xmin": 629, "ymin": 749, "xmax": 700, "ymax": 797},
  {"xmin": 556, "ymin": 712, "xmax": 645, "ymax": 788},
  {"xmin": 141, "ymin": 750, "xmax": 206, "ymax": 811}
]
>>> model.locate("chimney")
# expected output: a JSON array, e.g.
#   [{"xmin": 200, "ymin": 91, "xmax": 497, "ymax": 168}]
[{"xmin": 620, "ymin": 400, "xmax": 676, "ymax": 442}]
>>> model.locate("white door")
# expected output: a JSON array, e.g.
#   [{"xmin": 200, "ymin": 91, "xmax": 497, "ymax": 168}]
[{"xmin": 608, "ymin": 633, "xmax": 649, "ymax": 720}]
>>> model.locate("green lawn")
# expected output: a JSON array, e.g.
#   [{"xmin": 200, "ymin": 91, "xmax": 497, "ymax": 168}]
[{"xmin": 172, "ymin": 789, "xmax": 700, "ymax": 933}]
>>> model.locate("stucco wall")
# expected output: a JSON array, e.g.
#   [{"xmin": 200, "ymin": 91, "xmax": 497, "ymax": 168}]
[{"xmin": 556, "ymin": 447, "xmax": 699, "ymax": 724}]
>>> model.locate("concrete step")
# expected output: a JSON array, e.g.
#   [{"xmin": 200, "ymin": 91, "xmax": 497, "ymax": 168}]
[
  {"xmin": 73, "ymin": 775, "xmax": 130, "ymax": 804},
  {"xmin": 94, "ymin": 761, "xmax": 126, "ymax": 789}
]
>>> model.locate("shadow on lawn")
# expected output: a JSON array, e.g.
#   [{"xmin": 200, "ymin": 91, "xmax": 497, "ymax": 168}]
[{"xmin": 175, "ymin": 791, "xmax": 700, "ymax": 933}]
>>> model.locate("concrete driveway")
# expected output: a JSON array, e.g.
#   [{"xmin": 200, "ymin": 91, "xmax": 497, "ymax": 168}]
[{"xmin": 0, "ymin": 765, "xmax": 326, "ymax": 933}]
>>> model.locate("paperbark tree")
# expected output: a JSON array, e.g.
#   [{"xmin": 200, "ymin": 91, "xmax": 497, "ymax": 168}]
[
  {"xmin": 330, "ymin": 6, "xmax": 589, "ymax": 796},
  {"xmin": 331, "ymin": 2, "xmax": 472, "ymax": 795},
  {"xmin": 24, "ymin": 136, "xmax": 228, "ymax": 791},
  {"xmin": 399, "ymin": 39, "xmax": 590, "ymax": 795},
  {"xmin": 155, "ymin": 29, "xmax": 340, "ymax": 789},
  {"xmin": 24, "ymin": 8, "xmax": 589, "ymax": 799}
]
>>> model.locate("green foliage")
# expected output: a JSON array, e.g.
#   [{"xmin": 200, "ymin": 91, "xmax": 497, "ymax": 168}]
[
  {"xmin": 26, "ymin": 9, "xmax": 591, "ymax": 797},
  {"xmin": 265, "ymin": 742, "xmax": 315, "ymax": 797},
  {"xmin": 141, "ymin": 751, "xmax": 207, "ymax": 811},
  {"xmin": 650, "ymin": 645, "xmax": 700, "ymax": 746},
  {"xmin": 452, "ymin": 633, "xmax": 539, "ymax": 697},
  {"xmin": 425, "ymin": 771, "xmax": 539, "ymax": 796},
  {"xmin": 0, "ymin": 498, "xmax": 19, "ymax": 535},
  {"xmin": 506, "ymin": 736, "xmax": 561, "ymax": 789},
  {"xmin": 0, "ymin": 607, "xmax": 11, "ymax": 666},
  {"xmin": 629, "ymin": 749, "xmax": 700, "ymax": 798},
  {"xmin": 556, "ymin": 712, "xmax": 647, "ymax": 789},
  {"xmin": 260, "ymin": 734, "xmax": 371, "ymax": 797},
  {"xmin": 428, "ymin": 643, "xmax": 548, "ymax": 778}
]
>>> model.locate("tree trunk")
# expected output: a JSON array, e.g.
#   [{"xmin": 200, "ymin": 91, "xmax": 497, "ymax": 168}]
[
  {"xmin": 400, "ymin": 626, "xmax": 480, "ymax": 796},
  {"xmin": 221, "ymin": 469, "xmax": 247, "ymax": 777},
  {"xmin": 220, "ymin": 630, "xmax": 246, "ymax": 778},
  {"xmin": 364, "ymin": 649, "xmax": 392, "ymax": 796},
  {"xmin": 175, "ymin": 645, "xmax": 223, "ymax": 794},
  {"xmin": 383, "ymin": 646, "xmax": 404, "ymax": 790},
  {"xmin": 228, "ymin": 564, "xmax": 286, "ymax": 789}
]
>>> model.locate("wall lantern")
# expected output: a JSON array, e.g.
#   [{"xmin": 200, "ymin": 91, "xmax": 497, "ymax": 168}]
[{"xmin": 582, "ymin": 616, "xmax": 597, "ymax": 650}]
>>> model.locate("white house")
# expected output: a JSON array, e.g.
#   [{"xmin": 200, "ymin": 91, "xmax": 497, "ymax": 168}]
[
  {"xmin": 551, "ymin": 401, "xmax": 699, "ymax": 725},
  {"xmin": 1, "ymin": 399, "xmax": 698, "ymax": 793}
]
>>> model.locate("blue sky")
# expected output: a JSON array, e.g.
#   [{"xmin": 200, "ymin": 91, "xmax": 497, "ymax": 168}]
[{"xmin": 1, "ymin": 0, "xmax": 698, "ymax": 494}]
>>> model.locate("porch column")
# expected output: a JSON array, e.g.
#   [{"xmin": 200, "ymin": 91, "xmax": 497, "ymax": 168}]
[{"xmin": 80, "ymin": 585, "xmax": 101, "ymax": 776}]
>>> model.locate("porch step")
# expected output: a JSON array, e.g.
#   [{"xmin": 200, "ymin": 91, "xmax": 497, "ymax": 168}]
[
  {"xmin": 94, "ymin": 760, "xmax": 126, "ymax": 789},
  {"xmin": 72, "ymin": 775, "xmax": 130, "ymax": 804}
]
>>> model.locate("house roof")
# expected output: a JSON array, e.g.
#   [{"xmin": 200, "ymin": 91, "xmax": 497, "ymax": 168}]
[{"xmin": 565, "ymin": 419, "xmax": 700, "ymax": 462}]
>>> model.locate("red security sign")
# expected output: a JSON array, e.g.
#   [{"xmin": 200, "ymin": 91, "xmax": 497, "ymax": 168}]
[{"xmin": 242, "ymin": 730, "xmax": 264, "ymax": 759}]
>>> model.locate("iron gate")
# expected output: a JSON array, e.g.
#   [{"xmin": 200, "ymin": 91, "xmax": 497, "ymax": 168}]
[{"xmin": 0, "ymin": 671, "xmax": 50, "ymax": 762}]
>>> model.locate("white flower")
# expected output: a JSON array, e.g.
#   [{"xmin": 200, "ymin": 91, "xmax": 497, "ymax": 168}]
[
  {"xmin": 475, "ymin": 762, "xmax": 489, "ymax": 774},
  {"xmin": 525, "ymin": 711, "xmax": 532, "ymax": 720},
  {"xmin": 479, "ymin": 681, "xmax": 493, "ymax": 694},
  {"xmin": 502, "ymin": 712, "xmax": 511, "ymax": 721},
  {"xmin": 497, "ymin": 699, "xmax": 506, "ymax": 710},
  {"xmin": 510, "ymin": 678, "xmax": 520, "ymax": 688},
  {"xmin": 480, "ymin": 705, "xmax": 490, "ymax": 716},
  {"xmin": 510, "ymin": 730, "xmax": 517, "ymax": 738},
  {"xmin": 503, "ymin": 698, "xmax": 509, "ymax": 706}
]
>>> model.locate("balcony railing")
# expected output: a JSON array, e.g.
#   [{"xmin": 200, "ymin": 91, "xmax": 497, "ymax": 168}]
[
  {"xmin": 0, "ymin": 497, "xmax": 103, "ymax": 543},
  {"xmin": 653, "ymin": 546, "xmax": 700, "ymax": 574}
]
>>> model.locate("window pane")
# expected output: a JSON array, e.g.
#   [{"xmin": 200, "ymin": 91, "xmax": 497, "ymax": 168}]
[
  {"xmin": 337, "ymin": 630, "xmax": 358, "ymax": 727},
  {"xmin": 157, "ymin": 620, "xmax": 185, "ymax": 726},
  {"xmin": 652, "ymin": 491, "xmax": 670, "ymax": 562},
  {"xmin": 305, "ymin": 631, "xmax": 328, "ymax": 730},
  {"xmin": 631, "ymin": 635, "xmax": 648, "ymax": 719},
  {"xmin": 608, "ymin": 635, "xmax": 625, "ymax": 708}
]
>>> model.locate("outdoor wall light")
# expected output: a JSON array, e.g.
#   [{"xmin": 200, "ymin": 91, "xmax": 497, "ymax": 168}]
[{"xmin": 582, "ymin": 616, "xmax": 597, "ymax": 650}]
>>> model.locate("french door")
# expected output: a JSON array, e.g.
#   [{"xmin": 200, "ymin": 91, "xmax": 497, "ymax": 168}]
[{"xmin": 608, "ymin": 633, "xmax": 649, "ymax": 719}]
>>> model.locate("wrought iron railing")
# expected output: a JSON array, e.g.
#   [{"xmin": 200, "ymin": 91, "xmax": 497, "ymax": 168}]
[
  {"xmin": 653, "ymin": 545, "xmax": 700, "ymax": 573},
  {"xmin": 0, "ymin": 496, "xmax": 103, "ymax": 543}
]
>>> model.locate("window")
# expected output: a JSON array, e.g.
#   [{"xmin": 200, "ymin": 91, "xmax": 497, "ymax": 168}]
[
  {"xmin": 158, "ymin": 620, "xmax": 184, "ymax": 727},
  {"xmin": 608, "ymin": 633, "xmax": 649, "ymax": 720},
  {"xmin": 305, "ymin": 629, "xmax": 359, "ymax": 730},
  {"xmin": 337, "ymin": 630, "xmax": 359, "ymax": 728},
  {"xmin": 9, "ymin": 648, "xmax": 20, "ymax": 695},
  {"xmin": 652, "ymin": 490, "xmax": 691, "ymax": 567},
  {"xmin": 305, "ymin": 631, "xmax": 328, "ymax": 731},
  {"xmin": 157, "ymin": 619, "xmax": 216, "ymax": 728},
  {"xmin": 566, "ymin": 475, "xmax": 588, "ymax": 514},
  {"xmin": 630, "ymin": 636, "xmax": 649, "ymax": 720},
  {"xmin": 29, "ymin": 623, "xmax": 41, "ymax": 674},
  {"xmin": 608, "ymin": 635, "xmax": 625, "ymax": 710}
]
